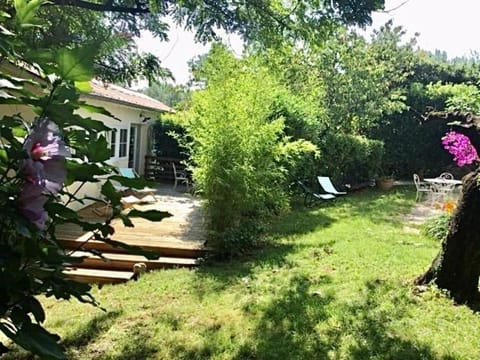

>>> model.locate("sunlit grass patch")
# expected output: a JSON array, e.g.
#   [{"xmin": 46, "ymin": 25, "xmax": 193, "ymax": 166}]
[{"xmin": 3, "ymin": 188, "xmax": 480, "ymax": 359}]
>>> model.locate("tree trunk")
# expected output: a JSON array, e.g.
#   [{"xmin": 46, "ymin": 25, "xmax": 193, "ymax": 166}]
[{"xmin": 415, "ymin": 169, "xmax": 480, "ymax": 304}]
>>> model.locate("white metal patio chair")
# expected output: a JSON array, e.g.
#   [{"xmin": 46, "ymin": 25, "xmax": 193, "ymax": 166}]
[
  {"xmin": 317, "ymin": 176, "xmax": 347, "ymax": 196},
  {"xmin": 413, "ymin": 173, "xmax": 434, "ymax": 202},
  {"xmin": 172, "ymin": 162, "xmax": 190, "ymax": 191},
  {"xmin": 435, "ymin": 172, "xmax": 457, "ymax": 200}
]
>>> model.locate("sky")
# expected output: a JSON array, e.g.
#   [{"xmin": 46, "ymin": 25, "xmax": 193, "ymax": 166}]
[{"xmin": 136, "ymin": 0, "xmax": 480, "ymax": 86}]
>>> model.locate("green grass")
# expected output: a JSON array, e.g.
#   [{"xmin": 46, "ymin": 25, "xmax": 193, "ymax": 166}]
[{"xmin": 4, "ymin": 188, "xmax": 480, "ymax": 359}]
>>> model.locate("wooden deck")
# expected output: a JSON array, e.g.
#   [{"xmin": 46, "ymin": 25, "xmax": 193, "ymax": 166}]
[{"xmin": 56, "ymin": 185, "xmax": 207, "ymax": 284}]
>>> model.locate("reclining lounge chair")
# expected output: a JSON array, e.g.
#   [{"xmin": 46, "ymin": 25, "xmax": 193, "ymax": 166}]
[
  {"xmin": 317, "ymin": 176, "xmax": 347, "ymax": 196},
  {"xmin": 297, "ymin": 181, "xmax": 335, "ymax": 207}
]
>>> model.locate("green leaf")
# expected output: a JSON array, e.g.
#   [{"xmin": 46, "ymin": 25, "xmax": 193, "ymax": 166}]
[
  {"xmin": 12, "ymin": 126, "xmax": 28, "ymax": 138},
  {"xmin": 119, "ymin": 213, "xmax": 134, "ymax": 227},
  {"xmin": 74, "ymin": 81, "xmax": 92, "ymax": 93},
  {"xmin": 0, "ymin": 149, "xmax": 8, "ymax": 164},
  {"xmin": 101, "ymin": 180, "xmax": 121, "ymax": 206},
  {"xmin": 28, "ymin": 297, "xmax": 45, "ymax": 323},
  {"xmin": 55, "ymin": 45, "xmax": 97, "ymax": 82},
  {"xmin": 0, "ymin": 341, "xmax": 9, "ymax": 355},
  {"xmin": 14, "ymin": 0, "xmax": 44, "ymax": 28},
  {"xmin": 128, "ymin": 209, "xmax": 172, "ymax": 222},
  {"xmin": 64, "ymin": 114, "xmax": 111, "ymax": 132},
  {"xmin": 108, "ymin": 175, "xmax": 157, "ymax": 189},
  {"xmin": 46, "ymin": 203, "xmax": 79, "ymax": 221},
  {"xmin": 78, "ymin": 102, "xmax": 121, "ymax": 121},
  {"xmin": 65, "ymin": 161, "xmax": 107, "ymax": 185},
  {"xmin": 25, "ymin": 48, "xmax": 55, "ymax": 69},
  {"xmin": 84, "ymin": 135, "xmax": 111, "ymax": 162},
  {"xmin": 14, "ymin": 323, "xmax": 66, "ymax": 360},
  {"xmin": 101, "ymin": 237, "xmax": 161, "ymax": 260}
]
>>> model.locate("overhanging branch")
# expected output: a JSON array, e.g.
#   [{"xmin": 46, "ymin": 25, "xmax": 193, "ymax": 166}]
[{"xmin": 48, "ymin": 0, "xmax": 150, "ymax": 14}]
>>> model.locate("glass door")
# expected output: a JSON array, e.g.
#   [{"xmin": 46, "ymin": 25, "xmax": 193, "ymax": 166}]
[{"xmin": 128, "ymin": 125, "xmax": 140, "ymax": 170}]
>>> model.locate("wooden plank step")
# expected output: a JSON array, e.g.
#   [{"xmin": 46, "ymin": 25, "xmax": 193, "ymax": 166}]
[
  {"xmin": 57, "ymin": 237, "xmax": 207, "ymax": 258},
  {"xmin": 70, "ymin": 251, "xmax": 199, "ymax": 271},
  {"xmin": 63, "ymin": 268, "xmax": 133, "ymax": 284}
]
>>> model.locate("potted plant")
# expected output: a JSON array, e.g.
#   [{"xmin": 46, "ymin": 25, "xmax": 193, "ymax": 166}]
[
  {"xmin": 376, "ymin": 174, "xmax": 395, "ymax": 190},
  {"xmin": 375, "ymin": 163, "xmax": 395, "ymax": 191}
]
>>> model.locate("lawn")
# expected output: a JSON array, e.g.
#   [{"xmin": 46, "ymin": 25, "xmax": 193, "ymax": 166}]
[{"xmin": 4, "ymin": 188, "xmax": 480, "ymax": 359}]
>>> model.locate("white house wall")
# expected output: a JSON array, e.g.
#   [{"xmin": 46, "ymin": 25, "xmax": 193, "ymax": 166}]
[
  {"xmin": 68, "ymin": 97, "xmax": 155, "ymax": 210},
  {"xmin": 0, "ymin": 78, "xmax": 159, "ymax": 211}
]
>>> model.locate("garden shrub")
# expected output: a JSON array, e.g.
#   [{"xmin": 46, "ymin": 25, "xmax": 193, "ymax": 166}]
[
  {"xmin": 151, "ymin": 120, "xmax": 187, "ymax": 159},
  {"xmin": 423, "ymin": 213, "xmax": 452, "ymax": 241},
  {"xmin": 178, "ymin": 46, "xmax": 315, "ymax": 256},
  {"xmin": 316, "ymin": 132, "xmax": 384, "ymax": 185}
]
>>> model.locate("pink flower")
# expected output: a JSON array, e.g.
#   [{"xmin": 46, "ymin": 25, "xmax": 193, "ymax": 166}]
[
  {"xmin": 17, "ymin": 183, "xmax": 49, "ymax": 229},
  {"xmin": 442, "ymin": 131, "xmax": 479, "ymax": 167},
  {"xmin": 18, "ymin": 118, "xmax": 69, "ymax": 229}
]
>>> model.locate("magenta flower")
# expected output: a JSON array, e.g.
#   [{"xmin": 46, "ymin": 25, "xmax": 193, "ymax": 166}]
[
  {"xmin": 18, "ymin": 118, "xmax": 69, "ymax": 229},
  {"xmin": 442, "ymin": 131, "xmax": 479, "ymax": 167}
]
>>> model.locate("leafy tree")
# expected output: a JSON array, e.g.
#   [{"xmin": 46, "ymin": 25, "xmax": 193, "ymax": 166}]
[
  {"xmin": 410, "ymin": 82, "xmax": 480, "ymax": 304},
  {"xmin": 313, "ymin": 22, "xmax": 414, "ymax": 135},
  {"xmin": 0, "ymin": 1, "xmax": 171, "ymax": 85},
  {"xmin": 175, "ymin": 46, "xmax": 315, "ymax": 256},
  {"xmin": 144, "ymin": 82, "xmax": 190, "ymax": 108},
  {"xmin": 40, "ymin": 0, "xmax": 384, "ymax": 46}
]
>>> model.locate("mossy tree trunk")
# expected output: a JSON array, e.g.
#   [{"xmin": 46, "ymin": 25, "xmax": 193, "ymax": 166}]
[{"xmin": 415, "ymin": 169, "xmax": 480, "ymax": 304}]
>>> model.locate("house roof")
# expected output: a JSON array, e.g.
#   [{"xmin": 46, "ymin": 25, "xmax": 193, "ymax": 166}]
[
  {"xmin": 1, "ymin": 62, "xmax": 173, "ymax": 113},
  {"xmin": 86, "ymin": 80, "xmax": 173, "ymax": 113}
]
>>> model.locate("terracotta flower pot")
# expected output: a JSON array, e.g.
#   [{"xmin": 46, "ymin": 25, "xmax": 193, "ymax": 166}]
[{"xmin": 376, "ymin": 177, "xmax": 394, "ymax": 191}]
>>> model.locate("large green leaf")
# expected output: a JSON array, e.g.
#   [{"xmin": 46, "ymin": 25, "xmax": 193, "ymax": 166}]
[
  {"xmin": 0, "ymin": 322, "xmax": 66, "ymax": 360},
  {"xmin": 78, "ymin": 102, "xmax": 121, "ymax": 121},
  {"xmin": 101, "ymin": 237, "xmax": 161, "ymax": 260},
  {"xmin": 28, "ymin": 297, "xmax": 45, "ymax": 324},
  {"xmin": 101, "ymin": 180, "xmax": 122, "ymax": 206},
  {"xmin": 14, "ymin": 0, "xmax": 44, "ymax": 28},
  {"xmin": 46, "ymin": 203, "xmax": 79, "ymax": 221},
  {"xmin": 64, "ymin": 114, "xmax": 111, "ymax": 132},
  {"xmin": 86, "ymin": 135, "xmax": 111, "ymax": 162},
  {"xmin": 65, "ymin": 161, "xmax": 107, "ymax": 185},
  {"xmin": 128, "ymin": 209, "xmax": 172, "ymax": 222},
  {"xmin": 108, "ymin": 175, "xmax": 157, "ymax": 189},
  {"xmin": 74, "ymin": 81, "xmax": 91, "ymax": 93},
  {"xmin": 55, "ymin": 46, "xmax": 97, "ymax": 82}
]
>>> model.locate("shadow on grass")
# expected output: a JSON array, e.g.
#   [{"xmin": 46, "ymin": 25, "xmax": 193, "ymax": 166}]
[
  {"xmin": 167, "ymin": 274, "xmax": 334, "ymax": 360},
  {"xmin": 268, "ymin": 206, "xmax": 335, "ymax": 238},
  {"xmin": 104, "ymin": 323, "xmax": 158, "ymax": 360},
  {"xmin": 330, "ymin": 187, "xmax": 416, "ymax": 228},
  {"xmin": 62, "ymin": 309, "xmax": 122, "ymax": 348},
  {"xmin": 191, "ymin": 207, "xmax": 336, "ymax": 296},
  {"xmin": 191, "ymin": 242, "xmax": 299, "ymax": 300},
  {"xmin": 326, "ymin": 280, "xmax": 455, "ymax": 360},
  {"xmin": 233, "ymin": 274, "xmax": 334, "ymax": 360},
  {"xmin": 1, "ymin": 310, "xmax": 124, "ymax": 360},
  {"xmin": 231, "ymin": 278, "xmax": 453, "ymax": 360}
]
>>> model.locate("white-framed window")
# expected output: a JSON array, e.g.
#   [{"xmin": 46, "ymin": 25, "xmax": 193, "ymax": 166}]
[
  {"xmin": 104, "ymin": 127, "xmax": 128, "ymax": 160},
  {"xmin": 119, "ymin": 128, "xmax": 128, "ymax": 158},
  {"xmin": 108, "ymin": 129, "xmax": 117, "ymax": 158}
]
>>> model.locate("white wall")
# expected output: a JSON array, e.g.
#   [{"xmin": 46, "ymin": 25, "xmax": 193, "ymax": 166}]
[
  {"xmin": 0, "ymin": 70, "xmax": 159, "ymax": 210},
  {"xmin": 68, "ymin": 97, "xmax": 156, "ymax": 210}
]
